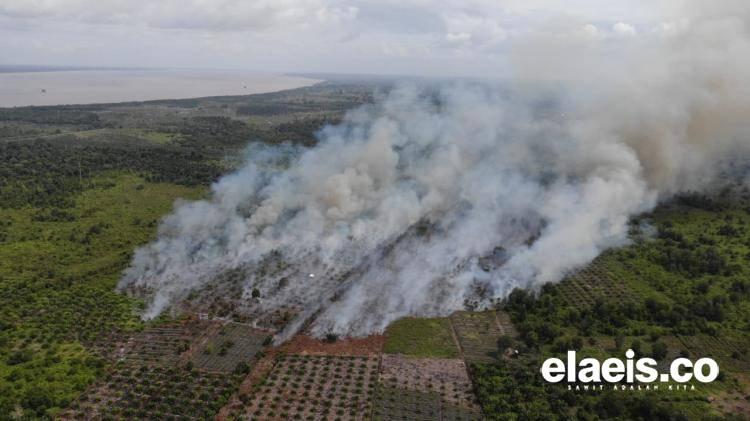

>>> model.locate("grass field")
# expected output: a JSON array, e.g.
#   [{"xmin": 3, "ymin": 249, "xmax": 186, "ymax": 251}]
[
  {"xmin": 73, "ymin": 128, "xmax": 180, "ymax": 144},
  {"xmin": 383, "ymin": 317, "xmax": 459, "ymax": 358}
]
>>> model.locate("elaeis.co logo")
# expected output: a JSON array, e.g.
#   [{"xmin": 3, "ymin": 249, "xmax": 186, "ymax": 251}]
[{"xmin": 541, "ymin": 350, "xmax": 719, "ymax": 391}]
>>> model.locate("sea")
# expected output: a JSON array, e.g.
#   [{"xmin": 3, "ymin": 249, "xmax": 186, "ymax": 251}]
[{"xmin": 0, "ymin": 67, "xmax": 321, "ymax": 107}]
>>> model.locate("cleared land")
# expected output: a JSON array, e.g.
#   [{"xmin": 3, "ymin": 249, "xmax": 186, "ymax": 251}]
[
  {"xmin": 372, "ymin": 385, "xmax": 482, "ymax": 421},
  {"xmin": 235, "ymin": 354, "xmax": 379, "ymax": 420},
  {"xmin": 380, "ymin": 354, "xmax": 478, "ymax": 410},
  {"xmin": 450, "ymin": 311, "xmax": 505, "ymax": 364},
  {"xmin": 190, "ymin": 322, "xmax": 269, "ymax": 372},
  {"xmin": 119, "ymin": 320, "xmax": 205, "ymax": 366},
  {"xmin": 282, "ymin": 334, "xmax": 385, "ymax": 356}
]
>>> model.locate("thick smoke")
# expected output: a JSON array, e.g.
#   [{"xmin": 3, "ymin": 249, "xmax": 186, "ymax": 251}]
[{"xmin": 119, "ymin": 2, "xmax": 750, "ymax": 338}]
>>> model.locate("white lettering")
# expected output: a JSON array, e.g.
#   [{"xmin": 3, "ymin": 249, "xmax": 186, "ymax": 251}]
[
  {"xmin": 541, "ymin": 358, "xmax": 566, "ymax": 383},
  {"xmin": 670, "ymin": 358, "xmax": 693, "ymax": 383},
  {"xmin": 602, "ymin": 358, "xmax": 625, "ymax": 383},
  {"xmin": 693, "ymin": 358, "xmax": 719, "ymax": 383}
]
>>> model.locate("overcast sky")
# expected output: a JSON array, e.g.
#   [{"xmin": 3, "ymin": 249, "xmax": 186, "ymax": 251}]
[{"xmin": 0, "ymin": 0, "xmax": 700, "ymax": 77}]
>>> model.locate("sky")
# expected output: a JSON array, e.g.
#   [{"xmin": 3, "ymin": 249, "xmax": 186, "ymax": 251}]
[{"xmin": 0, "ymin": 0, "xmax": 704, "ymax": 77}]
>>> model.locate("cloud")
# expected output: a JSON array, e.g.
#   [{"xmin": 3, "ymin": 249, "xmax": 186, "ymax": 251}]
[
  {"xmin": 613, "ymin": 22, "xmax": 637, "ymax": 37},
  {"xmin": 442, "ymin": 14, "xmax": 508, "ymax": 51},
  {"xmin": 0, "ymin": 1, "xmax": 731, "ymax": 82},
  {"xmin": 0, "ymin": 0, "xmax": 357, "ymax": 32},
  {"xmin": 581, "ymin": 23, "xmax": 599, "ymax": 37}
]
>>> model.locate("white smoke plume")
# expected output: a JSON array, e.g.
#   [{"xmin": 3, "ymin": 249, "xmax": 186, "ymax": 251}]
[{"xmin": 119, "ymin": 2, "xmax": 750, "ymax": 339}]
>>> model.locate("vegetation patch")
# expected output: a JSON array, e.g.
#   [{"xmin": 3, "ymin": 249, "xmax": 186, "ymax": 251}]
[
  {"xmin": 679, "ymin": 333, "xmax": 750, "ymax": 372},
  {"xmin": 0, "ymin": 173, "xmax": 203, "ymax": 418},
  {"xmin": 555, "ymin": 258, "xmax": 642, "ymax": 309},
  {"xmin": 59, "ymin": 362, "xmax": 243, "ymax": 420},
  {"xmin": 384, "ymin": 317, "xmax": 459, "ymax": 358},
  {"xmin": 491, "ymin": 190, "xmax": 750, "ymax": 419}
]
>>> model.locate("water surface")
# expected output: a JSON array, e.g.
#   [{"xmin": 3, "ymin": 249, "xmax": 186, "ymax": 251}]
[{"xmin": 0, "ymin": 69, "xmax": 321, "ymax": 107}]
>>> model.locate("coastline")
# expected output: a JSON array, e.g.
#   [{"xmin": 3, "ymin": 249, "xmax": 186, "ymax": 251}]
[{"xmin": 0, "ymin": 69, "xmax": 323, "ymax": 107}]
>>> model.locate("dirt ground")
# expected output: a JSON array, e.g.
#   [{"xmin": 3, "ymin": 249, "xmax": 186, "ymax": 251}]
[
  {"xmin": 217, "ymin": 350, "xmax": 279, "ymax": 421},
  {"xmin": 234, "ymin": 354, "xmax": 379, "ymax": 420},
  {"xmin": 380, "ymin": 354, "xmax": 478, "ymax": 410},
  {"xmin": 281, "ymin": 334, "xmax": 386, "ymax": 356},
  {"xmin": 710, "ymin": 373, "xmax": 750, "ymax": 417}
]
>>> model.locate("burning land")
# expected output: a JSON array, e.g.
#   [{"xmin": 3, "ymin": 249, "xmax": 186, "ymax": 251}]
[{"xmin": 117, "ymin": 6, "xmax": 750, "ymax": 350}]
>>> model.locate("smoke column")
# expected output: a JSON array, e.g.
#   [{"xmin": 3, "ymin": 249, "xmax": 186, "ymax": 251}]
[{"xmin": 119, "ymin": 1, "xmax": 750, "ymax": 338}]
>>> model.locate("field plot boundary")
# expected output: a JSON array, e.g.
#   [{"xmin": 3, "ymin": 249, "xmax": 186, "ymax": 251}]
[
  {"xmin": 449, "ymin": 311, "xmax": 505, "ymax": 364},
  {"xmin": 372, "ymin": 384, "xmax": 483, "ymax": 421},
  {"xmin": 232, "ymin": 354, "xmax": 379, "ymax": 420},
  {"xmin": 189, "ymin": 321, "xmax": 270, "ymax": 372},
  {"xmin": 379, "ymin": 354, "xmax": 479, "ymax": 411}
]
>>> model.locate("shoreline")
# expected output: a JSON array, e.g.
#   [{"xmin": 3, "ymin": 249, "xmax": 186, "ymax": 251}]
[{"xmin": 0, "ymin": 70, "xmax": 323, "ymax": 108}]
